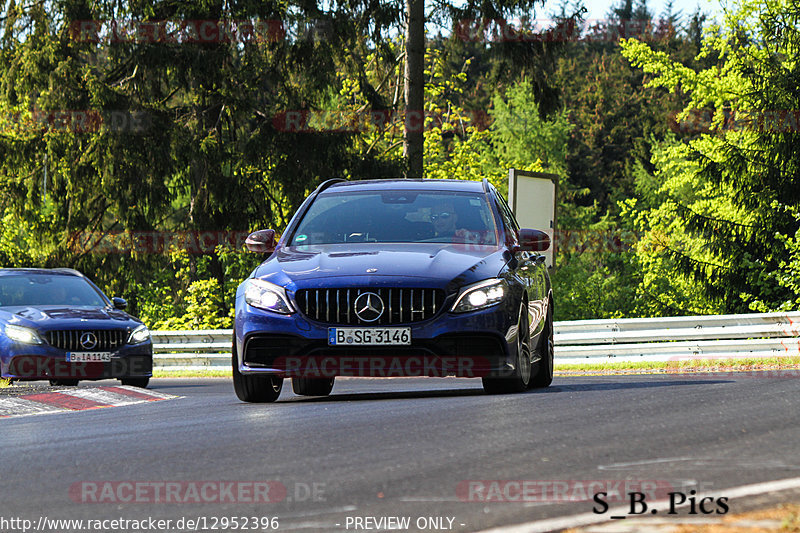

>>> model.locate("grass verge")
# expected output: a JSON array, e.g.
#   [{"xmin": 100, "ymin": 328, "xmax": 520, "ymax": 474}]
[
  {"xmin": 555, "ymin": 356, "xmax": 800, "ymax": 375},
  {"xmin": 149, "ymin": 357, "xmax": 800, "ymax": 378},
  {"xmin": 153, "ymin": 369, "xmax": 231, "ymax": 378}
]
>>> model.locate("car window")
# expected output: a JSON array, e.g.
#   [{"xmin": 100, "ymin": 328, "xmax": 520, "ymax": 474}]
[
  {"xmin": 289, "ymin": 190, "xmax": 498, "ymax": 245},
  {"xmin": 491, "ymin": 188, "xmax": 520, "ymax": 246},
  {"xmin": 0, "ymin": 275, "xmax": 108, "ymax": 307}
]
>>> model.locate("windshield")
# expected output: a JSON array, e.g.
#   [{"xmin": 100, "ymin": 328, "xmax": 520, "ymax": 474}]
[
  {"xmin": 0, "ymin": 274, "xmax": 108, "ymax": 307},
  {"xmin": 290, "ymin": 190, "xmax": 498, "ymax": 245}
]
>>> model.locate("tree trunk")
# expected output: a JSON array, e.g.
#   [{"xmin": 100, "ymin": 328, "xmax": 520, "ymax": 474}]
[{"xmin": 403, "ymin": 0, "xmax": 424, "ymax": 178}]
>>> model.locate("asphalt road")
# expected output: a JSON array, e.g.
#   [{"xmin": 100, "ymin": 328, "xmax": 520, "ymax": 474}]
[{"xmin": 2, "ymin": 373, "xmax": 800, "ymax": 532}]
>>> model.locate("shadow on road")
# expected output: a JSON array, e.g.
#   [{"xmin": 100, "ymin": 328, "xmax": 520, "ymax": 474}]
[
  {"xmin": 284, "ymin": 377, "xmax": 729, "ymax": 402},
  {"xmin": 287, "ymin": 387, "xmax": 486, "ymax": 403},
  {"xmin": 538, "ymin": 379, "xmax": 731, "ymax": 393}
]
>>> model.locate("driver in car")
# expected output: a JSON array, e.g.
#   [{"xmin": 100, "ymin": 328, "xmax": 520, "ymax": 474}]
[
  {"xmin": 431, "ymin": 201, "xmax": 487, "ymax": 244},
  {"xmin": 431, "ymin": 202, "xmax": 459, "ymax": 239}
]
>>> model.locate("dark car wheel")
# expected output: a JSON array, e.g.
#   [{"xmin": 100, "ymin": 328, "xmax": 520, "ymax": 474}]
[
  {"xmin": 120, "ymin": 377, "xmax": 150, "ymax": 388},
  {"xmin": 232, "ymin": 338, "xmax": 283, "ymax": 403},
  {"xmin": 49, "ymin": 379, "xmax": 79, "ymax": 386},
  {"xmin": 529, "ymin": 302, "xmax": 554, "ymax": 389},
  {"xmin": 292, "ymin": 377, "xmax": 335, "ymax": 397},
  {"xmin": 482, "ymin": 305, "xmax": 531, "ymax": 394}
]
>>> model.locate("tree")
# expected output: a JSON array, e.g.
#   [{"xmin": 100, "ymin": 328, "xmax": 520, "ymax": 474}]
[
  {"xmin": 0, "ymin": 0, "xmax": 397, "ymax": 320},
  {"xmin": 403, "ymin": 0, "xmax": 425, "ymax": 177},
  {"xmin": 397, "ymin": 0, "xmax": 587, "ymax": 176},
  {"xmin": 621, "ymin": 0, "xmax": 800, "ymax": 311}
]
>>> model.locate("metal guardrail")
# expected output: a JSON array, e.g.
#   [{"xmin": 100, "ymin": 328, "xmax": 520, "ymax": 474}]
[
  {"xmin": 151, "ymin": 311, "xmax": 800, "ymax": 369},
  {"xmin": 554, "ymin": 311, "xmax": 800, "ymax": 363},
  {"xmin": 153, "ymin": 330, "xmax": 231, "ymax": 370}
]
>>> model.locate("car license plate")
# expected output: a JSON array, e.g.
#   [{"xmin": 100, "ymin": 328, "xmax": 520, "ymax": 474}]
[
  {"xmin": 328, "ymin": 327, "xmax": 411, "ymax": 346},
  {"xmin": 67, "ymin": 352, "xmax": 112, "ymax": 362}
]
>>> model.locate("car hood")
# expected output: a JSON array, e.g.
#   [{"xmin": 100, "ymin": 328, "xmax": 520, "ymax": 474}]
[
  {"xmin": 0, "ymin": 306, "xmax": 137, "ymax": 330},
  {"xmin": 253, "ymin": 244, "xmax": 510, "ymax": 291}
]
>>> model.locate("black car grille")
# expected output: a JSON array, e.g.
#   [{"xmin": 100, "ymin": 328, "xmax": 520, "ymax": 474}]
[
  {"xmin": 45, "ymin": 329, "xmax": 128, "ymax": 351},
  {"xmin": 295, "ymin": 288, "xmax": 446, "ymax": 325}
]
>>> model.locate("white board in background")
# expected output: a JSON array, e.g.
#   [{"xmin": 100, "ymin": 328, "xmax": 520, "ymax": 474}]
[{"xmin": 507, "ymin": 169, "xmax": 557, "ymax": 268}]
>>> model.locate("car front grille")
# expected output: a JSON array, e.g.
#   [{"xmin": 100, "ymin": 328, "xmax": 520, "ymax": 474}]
[
  {"xmin": 45, "ymin": 329, "xmax": 128, "ymax": 351},
  {"xmin": 295, "ymin": 288, "xmax": 446, "ymax": 325}
]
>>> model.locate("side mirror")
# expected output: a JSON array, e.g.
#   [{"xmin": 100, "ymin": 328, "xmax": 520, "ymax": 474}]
[
  {"xmin": 245, "ymin": 229, "xmax": 277, "ymax": 253},
  {"xmin": 517, "ymin": 229, "xmax": 550, "ymax": 252},
  {"xmin": 112, "ymin": 297, "xmax": 128, "ymax": 310}
]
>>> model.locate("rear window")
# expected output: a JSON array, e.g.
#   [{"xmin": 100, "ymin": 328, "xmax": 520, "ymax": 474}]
[
  {"xmin": 0, "ymin": 275, "xmax": 108, "ymax": 307},
  {"xmin": 289, "ymin": 191, "xmax": 498, "ymax": 245}
]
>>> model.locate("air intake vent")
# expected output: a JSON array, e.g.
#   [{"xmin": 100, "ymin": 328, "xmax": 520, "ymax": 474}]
[{"xmin": 295, "ymin": 288, "xmax": 445, "ymax": 325}]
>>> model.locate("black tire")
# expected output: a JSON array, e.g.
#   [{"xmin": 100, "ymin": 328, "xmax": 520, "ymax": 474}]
[
  {"xmin": 482, "ymin": 304, "xmax": 531, "ymax": 394},
  {"xmin": 232, "ymin": 337, "xmax": 283, "ymax": 403},
  {"xmin": 120, "ymin": 377, "xmax": 150, "ymax": 388},
  {"xmin": 529, "ymin": 302, "xmax": 554, "ymax": 389},
  {"xmin": 49, "ymin": 379, "xmax": 79, "ymax": 386},
  {"xmin": 292, "ymin": 376, "xmax": 335, "ymax": 397}
]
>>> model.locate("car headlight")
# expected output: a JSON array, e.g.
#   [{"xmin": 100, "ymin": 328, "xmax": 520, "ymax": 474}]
[
  {"xmin": 128, "ymin": 325, "xmax": 151, "ymax": 344},
  {"xmin": 244, "ymin": 278, "xmax": 294, "ymax": 314},
  {"xmin": 4, "ymin": 324, "xmax": 45, "ymax": 345},
  {"xmin": 451, "ymin": 279, "xmax": 508, "ymax": 313}
]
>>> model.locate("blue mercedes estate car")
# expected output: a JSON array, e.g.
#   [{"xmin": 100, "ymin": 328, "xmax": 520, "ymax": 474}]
[
  {"xmin": 0, "ymin": 268, "xmax": 152, "ymax": 387},
  {"xmin": 233, "ymin": 178, "xmax": 553, "ymax": 402}
]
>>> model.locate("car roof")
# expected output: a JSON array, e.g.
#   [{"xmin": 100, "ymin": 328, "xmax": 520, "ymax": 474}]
[
  {"xmin": 322, "ymin": 179, "xmax": 487, "ymax": 194},
  {"xmin": 0, "ymin": 268, "xmax": 84, "ymax": 278}
]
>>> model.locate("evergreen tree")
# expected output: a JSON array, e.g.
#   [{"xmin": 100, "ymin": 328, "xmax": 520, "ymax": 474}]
[{"xmin": 621, "ymin": 0, "xmax": 800, "ymax": 311}]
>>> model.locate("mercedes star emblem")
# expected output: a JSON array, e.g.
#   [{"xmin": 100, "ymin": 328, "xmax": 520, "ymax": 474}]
[
  {"xmin": 79, "ymin": 332, "xmax": 98, "ymax": 350},
  {"xmin": 354, "ymin": 292, "xmax": 384, "ymax": 323}
]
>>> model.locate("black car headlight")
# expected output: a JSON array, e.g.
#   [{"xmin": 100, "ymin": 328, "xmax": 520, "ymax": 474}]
[
  {"xmin": 4, "ymin": 324, "xmax": 45, "ymax": 345},
  {"xmin": 244, "ymin": 278, "xmax": 294, "ymax": 314},
  {"xmin": 451, "ymin": 279, "xmax": 508, "ymax": 313},
  {"xmin": 127, "ymin": 325, "xmax": 151, "ymax": 344}
]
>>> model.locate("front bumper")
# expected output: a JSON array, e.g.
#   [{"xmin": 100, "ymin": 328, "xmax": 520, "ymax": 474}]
[
  {"xmin": 0, "ymin": 343, "xmax": 153, "ymax": 381},
  {"xmin": 235, "ymin": 302, "xmax": 519, "ymax": 378}
]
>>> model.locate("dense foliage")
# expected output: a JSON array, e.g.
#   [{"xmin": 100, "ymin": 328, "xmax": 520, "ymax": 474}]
[
  {"xmin": 0, "ymin": 0, "xmax": 796, "ymax": 325},
  {"xmin": 621, "ymin": 0, "xmax": 800, "ymax": 312}
]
